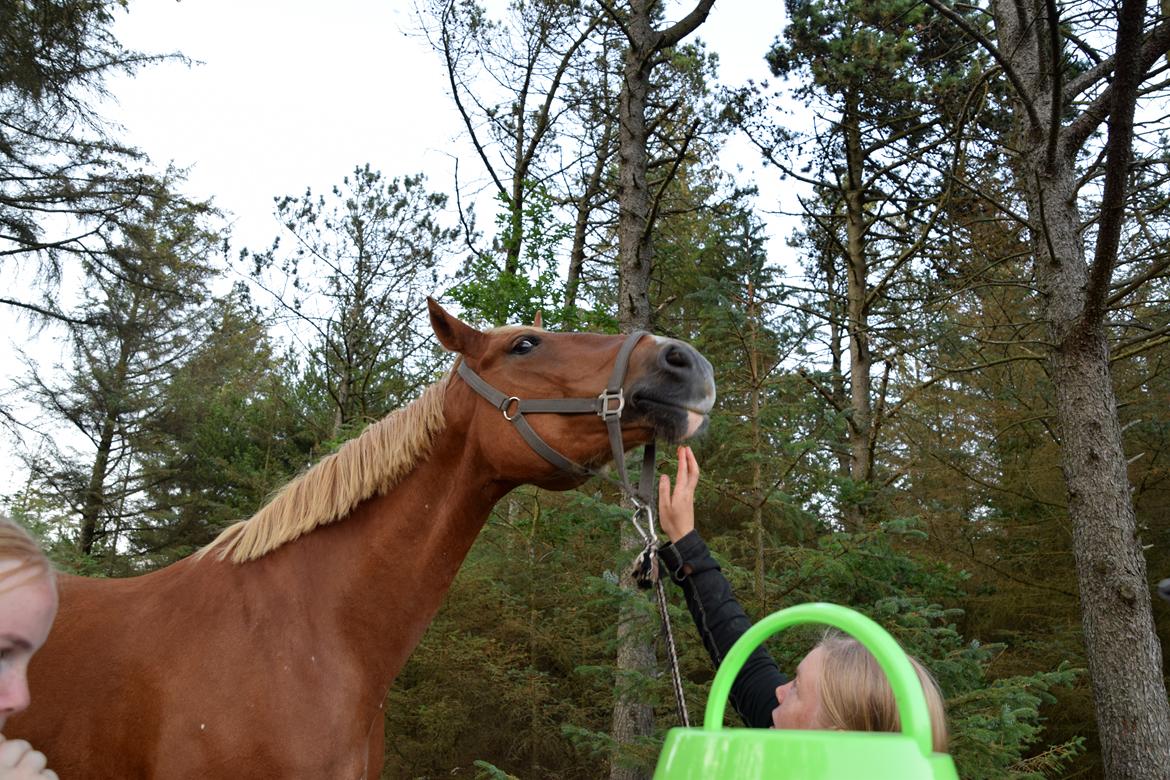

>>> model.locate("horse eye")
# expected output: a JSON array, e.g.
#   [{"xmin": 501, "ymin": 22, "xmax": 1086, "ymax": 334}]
[{"xmin": 511, "ymin": 336, "xmax": 539, "ymax": 355}]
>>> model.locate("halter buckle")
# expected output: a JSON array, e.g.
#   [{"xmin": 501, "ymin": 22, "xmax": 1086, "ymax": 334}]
[
  {"xmin": 501, "ymin": 396, "xmax": 521, "ymax": 421},
  {"xmin": 597, "ymin": 388, "xmax": 625, "ymax": 420}
]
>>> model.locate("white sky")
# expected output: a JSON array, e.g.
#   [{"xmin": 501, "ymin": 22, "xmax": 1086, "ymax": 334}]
[
  {"xmin": 106, "ymin": 0, "xmax": 793, "ymax": 257},
  {"xmin": 1, "ymin": 0, "xmax": 797, "ymax": 498}
]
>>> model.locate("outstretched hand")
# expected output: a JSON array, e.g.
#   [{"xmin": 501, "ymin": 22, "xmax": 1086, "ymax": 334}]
[{"xmin": 658, "ymin": 446, "xmax": 699, "ymax": 544}]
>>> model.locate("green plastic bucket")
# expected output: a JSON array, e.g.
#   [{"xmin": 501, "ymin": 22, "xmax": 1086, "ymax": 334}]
[{"xmin": 653, "ymin": 603, "xmax": 959, "ymax": 780}]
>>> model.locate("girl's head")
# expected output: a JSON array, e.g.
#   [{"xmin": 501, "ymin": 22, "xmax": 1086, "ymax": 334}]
[
  {"xmin": 0, "ymin": 515, "xmax": 57, "ymax": 729},
  {"xmin": 772, "ymin": 630, "xmax": 949, "ymax": 753}
]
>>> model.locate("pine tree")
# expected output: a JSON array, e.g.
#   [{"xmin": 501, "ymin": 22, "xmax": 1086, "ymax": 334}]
[
  {"xmin": 13, "ymin": 182, "xmax": 221, "ymax": 570},
  {"xmin": 250, "ymin": 166, "xmax": 456, "ymax": 440}
]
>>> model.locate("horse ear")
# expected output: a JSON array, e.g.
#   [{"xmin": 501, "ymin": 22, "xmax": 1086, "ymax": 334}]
[
  {"xmin": 532, "ymin": 310, "xmax": 543, "ymax": 329},
  {"xmin": 428, "ymin": 297, "xmax": 486, "ymax": 358}
]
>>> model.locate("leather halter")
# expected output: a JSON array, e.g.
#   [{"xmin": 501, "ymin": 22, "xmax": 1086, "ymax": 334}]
[{"xmin": 455, "ymin": 330, "xmax": 656, "ymax": 505}]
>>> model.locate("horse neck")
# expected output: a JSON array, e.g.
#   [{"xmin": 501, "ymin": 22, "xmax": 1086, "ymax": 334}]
[{"xmin": 246, "ymin": 429, "xmax": 510, "ymax": 695}]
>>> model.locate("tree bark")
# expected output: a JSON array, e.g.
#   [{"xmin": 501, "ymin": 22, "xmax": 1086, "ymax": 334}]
[
  {"xmin": 78, "ymin": 412, "xmax": 117, "ymax": 556},
  {"xmin": 610, "ymin": 8, "xmax": 658, "ymax": 772}
]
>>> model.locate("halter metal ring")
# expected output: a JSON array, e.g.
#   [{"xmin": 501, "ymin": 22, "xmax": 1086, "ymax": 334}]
[
  {"xmin": 501, "ymin": 396, "xmax": 521, "ymax": 421},
  {"xmin": 598, "ymin": 389, "xmax": 625, "ymax": 419}
]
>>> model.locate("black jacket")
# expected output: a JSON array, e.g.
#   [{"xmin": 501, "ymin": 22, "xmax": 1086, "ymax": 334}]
[{"xmin": 658, "ymin": 530, "xmax": 786, "ymax": 728}]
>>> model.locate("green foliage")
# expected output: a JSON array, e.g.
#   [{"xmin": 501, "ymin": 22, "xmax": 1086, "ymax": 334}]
[
  {"xmin": 130, "ymin": 288, "xmax": 316, "ymax": 566},
  {"xmin": 450, "ymin": 185, "xmax": 571, "ymax": 328},
  {"xmin": 4, "ymin": 492, "xmax": 108, "ymax": 576},
  {"xmin": 382, "ymin": 488, "xmax": 629, "ymax": 779},
  {"xmin": 473, "ymin": 760, "xmax": 522, "ymax": 780},
  {"xmin": 768, "ymin": 0, "xmax": 980, "ymax": 116}
]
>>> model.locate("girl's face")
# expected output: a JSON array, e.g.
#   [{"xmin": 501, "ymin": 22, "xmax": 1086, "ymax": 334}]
[
  {"xmin": 0, "ymin": 565, "xmax": 57, "ymax": 730},
  {"xmin": 771, "ymin": 645, "xmax": 827, "ymax": 730}
]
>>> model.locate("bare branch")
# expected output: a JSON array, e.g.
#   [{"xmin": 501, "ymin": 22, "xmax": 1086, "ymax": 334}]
[
  {"xmin": 657, "ymin": 0, "xmax": 717, "ymax": 50},
  {"xmin": 440, "ymin": 0, "xmax": 507, "ymax": 198},
  {"xmin": 1082, "ymin": 0, "xmax": 1149, "ymax": 329},
  {"xmin": 1063, "ymin": 19, "xmax": 1170, "ymax": 156}
]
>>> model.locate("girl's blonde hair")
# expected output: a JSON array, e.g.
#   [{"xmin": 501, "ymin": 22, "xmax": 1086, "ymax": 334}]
[
  {"xmin": 0, "ymin": 515, "xmax": 54, "ymax": 592},
  {"xmin": 815, "ymin": 631, "xmax": 949, "ymax": 753}
]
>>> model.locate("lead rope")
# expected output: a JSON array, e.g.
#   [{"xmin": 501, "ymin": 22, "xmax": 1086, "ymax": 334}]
[
  {"xmin": 656, "ymin": 577, "xmax": 690, "ymax": 727},
  {"xmin": 627, "ymin": 489, "xmax": 690, "ymax": 728}
]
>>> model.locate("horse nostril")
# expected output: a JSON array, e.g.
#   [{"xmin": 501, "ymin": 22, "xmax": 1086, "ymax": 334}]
[{"xmin": 662, "ymin": 344, "xmax": 691, "ymax": 370}]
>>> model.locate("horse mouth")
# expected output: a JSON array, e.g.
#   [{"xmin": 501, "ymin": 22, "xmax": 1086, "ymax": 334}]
[{"xmin": 627, "ymin": 396, "xmax": 710, "ymax": 442}]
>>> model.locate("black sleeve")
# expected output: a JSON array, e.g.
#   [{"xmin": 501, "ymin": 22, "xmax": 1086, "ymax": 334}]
[{"xmin": 657, "ymin": 530, "xmax": 786, "ymax": 728}]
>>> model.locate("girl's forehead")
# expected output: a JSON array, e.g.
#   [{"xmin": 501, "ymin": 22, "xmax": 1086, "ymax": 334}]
[{"xmin": 798, "ymin": 645, "xmax": 828, "ymax": 674}]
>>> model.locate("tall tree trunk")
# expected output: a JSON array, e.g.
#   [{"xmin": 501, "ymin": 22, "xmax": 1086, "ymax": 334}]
[
  {"xmin": 78, "ymin": 412, "xmax": 117, "ymax": 556},
  {"xmin": 79, "ymin": 335, "xmax": 134, "ymax": 556},
  {"xmin": 842, "ymin": 98, "xmax": 873, "ymax": 532},
  {"xmin": 608, "ymin": 2, "xmax": 714, "ymax": 776},
  {"xmin": 615, "ymin": 30, "xmax": 652, "ymax": 330},
  {"xmin": 987, "ymin": 0, "xmax": 1170, "ymax": 772},
  {"xmin": 746, "ymin": 282, "xmax": 766, "ymax": 607},
  {"xmin": 611, "ymin": 12, "xmax": 656, "ymax": 776}
]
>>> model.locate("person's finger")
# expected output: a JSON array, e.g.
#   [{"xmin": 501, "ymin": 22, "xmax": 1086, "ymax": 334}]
[
  {"xmin": 688, "ymin": 447, "xmax": 700, "ymax": 485},
  {"xmin": 675, "ymin": 446, "xmax": 688, "ymax": 488},
  {"xmin": 15, "ymin": 746, "xmax": 46, "ymax": 772},
  {"xmin": 0, "ymin": 738, "xmax": 32, "ymax": 767},
  {"xmin": 658, "ymin": 474, "xmax": 671, "ymax": 511},
  {"xmin": 43, "ymin": 771, "xmax": 59, "ymax": 780}
]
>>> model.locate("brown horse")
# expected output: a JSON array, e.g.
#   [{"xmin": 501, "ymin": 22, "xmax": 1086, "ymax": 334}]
[{"xmin": 10, "ymin": 299, "xmax": 715, "ymax": 779}]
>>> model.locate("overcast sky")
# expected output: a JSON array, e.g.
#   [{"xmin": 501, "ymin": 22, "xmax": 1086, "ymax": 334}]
[{"xmin": 106, "ymin": 0, "xmax": 792, "ymax": 258}]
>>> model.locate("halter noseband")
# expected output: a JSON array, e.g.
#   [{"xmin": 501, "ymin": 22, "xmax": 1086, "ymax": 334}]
[{"xmin": 455, "ymin": 330, "xmax": 656, "ymax": 505}]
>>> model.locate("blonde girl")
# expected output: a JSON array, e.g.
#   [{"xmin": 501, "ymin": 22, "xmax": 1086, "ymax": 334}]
[
  {"xmin": 0, "ymin": 516, "xmax": 58, "ymax": 780},
  {"xmin": 658, "ymin": 446, "xmax": 948, "ymax": 751}
]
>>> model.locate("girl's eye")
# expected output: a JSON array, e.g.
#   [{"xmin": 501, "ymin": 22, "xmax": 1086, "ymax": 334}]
[{"xmin": 511, "ymin": 337, "xmax": 539, "ymax": 355}]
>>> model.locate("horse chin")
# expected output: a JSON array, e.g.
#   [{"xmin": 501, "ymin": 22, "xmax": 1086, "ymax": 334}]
[
  {"xmin": 663, "ymin": 410, "xmax": 708, "ymax": 443},
  {"xmin": 628, "ymin": 400, "xmax": 709, "ymax": 444},
  {"xmin": 679, "ymin": 410, "xmax": 709, "ymax": 441}
]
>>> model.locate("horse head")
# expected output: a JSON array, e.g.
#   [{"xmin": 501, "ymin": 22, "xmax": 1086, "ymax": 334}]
[{"xmin": 428, "ymin": 298, "xmax": 715, "ymax": 490}]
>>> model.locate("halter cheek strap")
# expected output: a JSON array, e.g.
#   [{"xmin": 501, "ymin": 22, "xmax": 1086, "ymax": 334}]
[{"xmin": 455, "ymin": 330, "xmax": 656, "ymax": 506}]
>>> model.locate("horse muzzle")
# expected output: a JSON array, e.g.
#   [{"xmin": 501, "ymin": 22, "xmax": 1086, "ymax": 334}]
[{"xmin": 626, "ymin": 339, "xmax": 716, "ymax": 444}]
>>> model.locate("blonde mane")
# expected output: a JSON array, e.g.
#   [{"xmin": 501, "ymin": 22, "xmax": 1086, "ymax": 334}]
[{"xmin": 199, "ymin": 377, "xmax": 450, "ymax": 563}]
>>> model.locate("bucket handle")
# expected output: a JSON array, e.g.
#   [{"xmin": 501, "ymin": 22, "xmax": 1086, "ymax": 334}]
[{"xmin": 703, "ymin": 602, "xmax": 935, "ymax": 758}]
